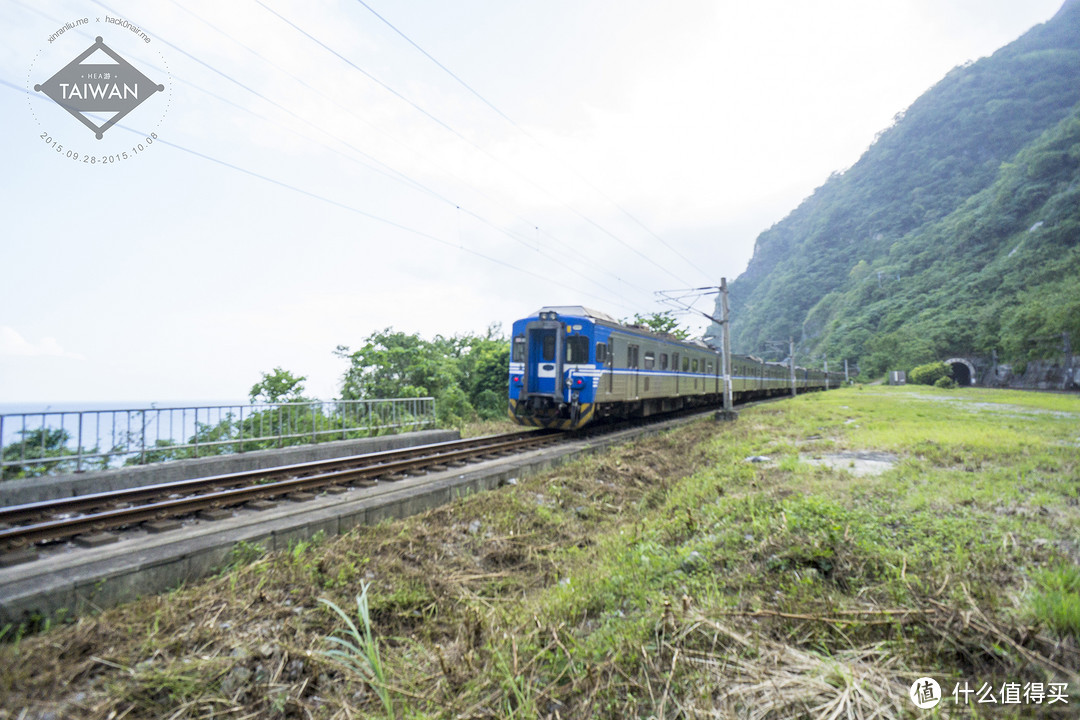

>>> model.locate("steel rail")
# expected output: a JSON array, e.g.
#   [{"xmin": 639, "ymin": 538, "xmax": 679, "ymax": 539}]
[
  {"xmin": 0, "ymin": 432, "xmax": 551, "ymax": 526},
  {"xmin": 0, "ymin": 432, "xmax": 559, "ymax": 549}
]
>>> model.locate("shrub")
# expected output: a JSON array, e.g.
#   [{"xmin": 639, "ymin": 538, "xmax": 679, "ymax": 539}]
[
  {"xmin": 909, "ymin": 361, "xmax": 950, "ymax": 386},
  {"xmin": 933, "ymin": 376, "xmax": 958, "ymax": 389}
]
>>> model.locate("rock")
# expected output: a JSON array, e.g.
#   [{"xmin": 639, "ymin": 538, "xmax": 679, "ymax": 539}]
[
  {"xmin": 468, "ymin": 520, "xmax": 482, "ymax": 535},
  {"xmin": 745, "ymin": 455, "xmax": 771, "ymax": 463},
  {"xmin": 221, "ymin": 665, "xmax": 253, "ymax": 697}
]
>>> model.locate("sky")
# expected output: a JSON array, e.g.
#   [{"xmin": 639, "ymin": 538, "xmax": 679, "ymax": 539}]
[{"xmin": 0, "ymin": 0, "xmax": 1067, "ymax": 405}]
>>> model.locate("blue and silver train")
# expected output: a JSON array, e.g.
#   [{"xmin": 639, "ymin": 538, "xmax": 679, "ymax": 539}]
[{"xmin": 508, "ymin": 306, "xmax": 843, "ymax": 430}]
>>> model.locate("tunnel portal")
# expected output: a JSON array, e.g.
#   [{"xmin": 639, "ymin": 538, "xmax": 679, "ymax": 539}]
[{"xmin": 943, "ymin": 358, "xmax": 976, "ymax": 386}]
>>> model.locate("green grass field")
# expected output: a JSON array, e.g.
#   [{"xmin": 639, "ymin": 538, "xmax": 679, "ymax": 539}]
[{"xmin": 2, "ymin": 386, "xmax": 1077, "ymax": 719}]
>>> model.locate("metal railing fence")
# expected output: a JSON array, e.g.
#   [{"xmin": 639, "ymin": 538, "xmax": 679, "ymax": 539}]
[{"xmin": 0, "ymin": 398, "xmax": 435, "ymax": 479}]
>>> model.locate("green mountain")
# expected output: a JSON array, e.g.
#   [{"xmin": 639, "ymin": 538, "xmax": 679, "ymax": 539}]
[{"xmin": 713, "ymin": 0, "xmax": 1080, "ymax": 377}]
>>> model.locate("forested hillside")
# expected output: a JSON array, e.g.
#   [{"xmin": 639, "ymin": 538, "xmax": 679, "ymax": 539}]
[{"xmin": 713, "ymin": 0, "xmax": 1080, "ymax": 377}]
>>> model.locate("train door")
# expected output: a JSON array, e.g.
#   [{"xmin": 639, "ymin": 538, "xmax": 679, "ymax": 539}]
[
  {"xmin": 628, "ymin": 344, "xmax": 639, "ymax": 398},
  {"xmin": 527, "ymin": 327, "xmax": 559, "ymax": 395},
  {"xmin": 606, "ymin": 339, "xmax": 615, "ymax": 395}
]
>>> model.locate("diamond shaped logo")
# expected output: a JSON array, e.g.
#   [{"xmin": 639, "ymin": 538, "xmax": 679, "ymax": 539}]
[{"xmin": 35, "ymin": 36, "xmax": 164, "ymax": 140}]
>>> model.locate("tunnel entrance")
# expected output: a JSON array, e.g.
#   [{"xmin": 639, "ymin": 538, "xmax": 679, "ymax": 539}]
[{"xmin": 943, "ymin": 358, "xmax": 976, "ymax": 386}]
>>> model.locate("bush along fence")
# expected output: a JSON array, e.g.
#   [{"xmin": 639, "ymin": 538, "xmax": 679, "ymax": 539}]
[{"xmin": 0, "ymin": 398, "xmax": 435, "ymax": 480}]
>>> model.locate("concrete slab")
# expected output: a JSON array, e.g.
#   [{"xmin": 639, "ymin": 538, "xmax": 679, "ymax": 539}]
[
  {"xmin": 144, "ymin": 519, "xmax": 182, "ymax": 534},
  {"xmin": 197, "ymin": 509, "xmax": 233, "ymax": 522},
  {"xmin": 74, "ymin": 533, "xmax": 119, "ymax": 548},
  {"xmin": 0, "ymin": 548, "xmax": 37, "ymax": 567}
]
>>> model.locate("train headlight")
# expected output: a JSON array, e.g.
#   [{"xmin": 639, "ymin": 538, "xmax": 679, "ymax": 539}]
[{"xmin": 512, "ymin": 375, "xmax": 522, "ymax": 385}]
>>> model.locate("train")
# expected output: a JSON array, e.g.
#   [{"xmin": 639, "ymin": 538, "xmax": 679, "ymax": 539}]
[{"xmin": 508, "ymin": 306, "xmax": 846, "ymax": 430}]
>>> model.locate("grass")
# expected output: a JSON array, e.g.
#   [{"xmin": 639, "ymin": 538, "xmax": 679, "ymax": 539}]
[
  {"xmin": 1027, "ymin": 564, "xmax": 1080, "ymax": 638},
  {"xmin": 0, "ymin": 385, "xmax": 1077, "ymax": 718}
]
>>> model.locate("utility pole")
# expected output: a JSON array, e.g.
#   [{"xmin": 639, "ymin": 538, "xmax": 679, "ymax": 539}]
[
  {"xmin": 824, "ymin": 357, "xmax": 829, "ymax": 390},
  {"xmin": 1064, "ymin": 331, "xmax": 1073, "ymax": 391},
  {"xmin": 720, "ymin": 278, "xmax": 734, "ymax": 415},
  {"xmin": 844, "ymin": 358, "xmax": 849, "ymax": 383},
  {"xmin": 789, "ymin": 337, "xmax": 797, "ymax": 397},
  {"xmin": 654, "ymin": 284, "xmax": 737, "ymax": 421}
]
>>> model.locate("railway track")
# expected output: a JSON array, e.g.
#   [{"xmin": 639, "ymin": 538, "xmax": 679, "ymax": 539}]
[
  {"xmin": 0, "ymin": 430, "xmax": 559, "ymax": 553},
  {"xmin": 0, "ymin": 395, "xmax": 778, "ymax": 559}
]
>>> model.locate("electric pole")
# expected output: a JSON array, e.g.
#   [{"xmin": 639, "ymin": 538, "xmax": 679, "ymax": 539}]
[
  {"xmin": 789, "ymin": 337, "xmax": 797, "ymax": 397},
  {"xmin": 655, "ymin": 283, "xmax": 737, "ymax": 421}
]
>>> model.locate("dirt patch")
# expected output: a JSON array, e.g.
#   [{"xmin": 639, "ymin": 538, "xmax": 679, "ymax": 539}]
[{"xmin": 801, "ymin": 451, "xmax": 898, "ymax": 476}]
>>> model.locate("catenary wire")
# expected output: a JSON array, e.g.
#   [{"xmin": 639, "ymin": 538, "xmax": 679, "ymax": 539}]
[
  {"xmin": 56, "ymin": 1, "xmax": 654, "ymax": 309},
  {"xmin": 352, "ymin": 0, "xmax": 712, "ymax": 283},
  {"xmin": 3, "ymin": 78, "xmax": 643, "ymax": 315},
  {"xmin": 254, "ymin": 0, "xmax": 694, "ymax": 288},
  {"xmin": 168, "ymin": 0, "xmax": 652, "ymax": 307}
]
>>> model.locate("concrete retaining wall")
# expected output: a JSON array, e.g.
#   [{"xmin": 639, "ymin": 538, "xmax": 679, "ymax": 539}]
[{"xmin": 0, "ymin": 430, "xmax": 459, "ymax": 506}]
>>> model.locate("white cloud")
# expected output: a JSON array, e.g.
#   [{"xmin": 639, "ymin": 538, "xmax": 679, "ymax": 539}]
[{"xmin": 0, "ymin": 327, "xmax": 83, "ymax": 359}]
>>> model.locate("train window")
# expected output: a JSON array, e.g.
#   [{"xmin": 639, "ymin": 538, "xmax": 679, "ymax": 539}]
[
  {"xmin": 707, "ymin": 362, "xmax": 713, "ymax": 374},
  {"xmin": 542, "ymin": 335, "xmax": 556, "ymax": 362},
  {"xmin": 682, "ymin": 356, "xmax": 689, "ymax": 372},
  {"xmin": 512, "ymin": 335, "xmax": 526, "ymax": 363},
  {"xmin": 566, "ymin": 336, "xmax": 589, "ymax": 364},
  {"xmin": 627, "ymin": 344, "xmax": 639, "ymax": 368},
  {"xmin": 672, "ymin": 353, "xmax": 679, "ymax": 372},
  {"xmin": 660, "ymin": 353, "xmax": 668, "ymax": 370},
  {"xmin": 644, "ymin": 352, "xmax": 655, "ymax": 369},
  {"xmin": 596, "ymin": 342, "xmax": 608, "ymax": 365}
]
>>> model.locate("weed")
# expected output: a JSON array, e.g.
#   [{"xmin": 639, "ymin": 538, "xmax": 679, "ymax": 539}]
[
  {"xmin": 319, "ymin": 582, "xmax": 393, "ymax": 717},
  {"xmin": 224, "ymin": 539, "xmax": 265, "ymax": 571}
]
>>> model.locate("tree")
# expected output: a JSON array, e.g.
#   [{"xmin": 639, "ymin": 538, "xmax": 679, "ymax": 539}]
[
  {"xmin": 249, "ymin": 367, "xmax": 310, "ymax": 404},
  {"xmin": 1, "ymin": 427, "xmax": 88, "ymax": 480},
  {"xmin": 336, "ymin": 329, "xmax": 456, "ymax": 401},
  {"xmin": 335, "ymin": 326, "xmax": 511, "ymax": 426},
  {"xmin": 627, "ymin": 311, "xmax": 691, "ymax": 339}
]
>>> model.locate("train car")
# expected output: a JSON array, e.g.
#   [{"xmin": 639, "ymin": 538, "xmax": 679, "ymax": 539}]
[
  {"xmin": 508, "ymin": 306, "xmax": 840, "ymax": 430},
  {"xmin": 508, "ymin": 306, "xmax": 723, "ymax": 429}
]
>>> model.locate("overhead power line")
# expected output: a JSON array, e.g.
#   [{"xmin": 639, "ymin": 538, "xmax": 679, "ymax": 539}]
[
  {"xmin": 256, "ymin": 0, "xmax": 694, "ymax": 287},
  {"xmin": 25, "ymin": 2, "xmax": 649, "ymax": 310},
  {"xmin": 353, "ymin": 0, "xmax": 710, "ymax": 283},
  {"xmin": 4, "ymin": 77, "xmax": 643, "ymax": 313}
]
